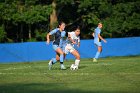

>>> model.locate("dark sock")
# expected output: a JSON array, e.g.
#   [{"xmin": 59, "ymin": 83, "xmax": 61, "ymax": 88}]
[{"xmin": 60, "ymin": 62, "xmax": 63, "ymax": 64}]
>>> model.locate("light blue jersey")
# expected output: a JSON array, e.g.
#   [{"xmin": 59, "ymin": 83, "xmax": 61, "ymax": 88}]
[
  {"xmin": 49, "ymin": 28, "xmax": 66, "ymax": 50},
  {"xmin": 94, "ymin": 27, "xmax": 102, "ymax": 46}
]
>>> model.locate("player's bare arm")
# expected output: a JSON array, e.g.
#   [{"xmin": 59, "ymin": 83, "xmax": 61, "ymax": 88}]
[
  {"xmin": 92, "ymin": 32, "xmax": 95, "ymax": 37},
  {"xmin": 68, "ymin": 34, "xmax": 76, "ymax": 44},
  {"xmin": 98, "ymin": 34, "xmax": 107, "ymax": 43},
  {"xmin": 77, "ymin": 42, "xmax": 80, "ymax": 47},
  {"xmin": 46, "ymin": 33, "xmax": 50, "ymax": 44}
]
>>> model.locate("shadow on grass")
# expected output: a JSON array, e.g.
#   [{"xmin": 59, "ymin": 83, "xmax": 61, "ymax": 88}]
[
  {"xmin": 78, "ymin": 65, "xmax": 87, "ymax": 69},
  {"xmin": 0, "ymin": 83, "xmax": 133, "ymax": 93},
  {"xmin": 49, "ymin": 65, "xmax": 87, "ymax": 70}
]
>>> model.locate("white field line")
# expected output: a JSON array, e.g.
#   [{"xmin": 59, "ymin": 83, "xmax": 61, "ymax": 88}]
[
  {"xmin": 0, "ymin": 66, "xmax": 32, "ymax": 71},
  {"xmin": 0, "ymin": 63, "xmax": 112, "ymax": 71},
  {"xmin": 0, "ymin": 72, "xmax": 140, "ymax": 76},
  {"xmin": 0, "ymin": 64, "xmax": 111, "ymax": 71},
  {"xmin": 0, "ymin": 57, "xmax": 139, "ymax": 71}
]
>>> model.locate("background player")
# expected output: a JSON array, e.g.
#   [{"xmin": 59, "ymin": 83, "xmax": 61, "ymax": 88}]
[{"xmin": 92, "ymin": 23, "xmax": 107, "ymax": 62}]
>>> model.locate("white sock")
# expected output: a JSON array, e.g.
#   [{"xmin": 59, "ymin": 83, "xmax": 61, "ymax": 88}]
[{"xmin": 75, "ymin": 59, "xmax": 80, "ymax": 66}]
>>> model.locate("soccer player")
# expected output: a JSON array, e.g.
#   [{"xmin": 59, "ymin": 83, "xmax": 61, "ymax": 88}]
[
  {"xmin": 65, "ymin": 26, "xmax": 81, "ymax": 69},
  {"xmin": 92, "ymin": 23, "xmax": 107, "ymax": 62},
  {"xmin": 46, "ymin": 22, "xmax": 66, "ymax": 70}
]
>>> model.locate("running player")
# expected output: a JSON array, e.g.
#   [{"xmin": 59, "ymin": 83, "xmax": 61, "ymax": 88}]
[
  {"xmin": 46, "ymin": 22, "xmax": 66, "ymax": 70},
  {"xmin": 65, "ymin": 26, "xmax": 81, "ymax": 69},
  {"xmin": 92, "ymin": 23, "xmax": 107, "ymax": 62}
]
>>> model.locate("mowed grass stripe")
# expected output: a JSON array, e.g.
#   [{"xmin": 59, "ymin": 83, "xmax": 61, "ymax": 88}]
[{"xmin": 0, "ymin": 56, "xmax": 140, "ymax": 93}]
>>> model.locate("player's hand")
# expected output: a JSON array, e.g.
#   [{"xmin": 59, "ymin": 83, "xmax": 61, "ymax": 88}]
[
  {"xmin": 72, "ymin": 41, "xmax": 77, "ymax": 44},
  {"xmin": 103, "ymin": 40, "xmax": 107, "ymax": 43},
  {"xmin": 77, "ymin": 45, "xmax": 80, "ymax": 48},
  {"xmin": 46, "ymin": 40, "xmax": 50, "ymax": 44}
]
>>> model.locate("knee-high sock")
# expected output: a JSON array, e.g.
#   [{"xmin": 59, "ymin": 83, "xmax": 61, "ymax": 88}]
[
  {"xmin": 60, "ymin": 54, "xmax": 64, "ymax": 64},
  {"xmin": 95, "ymin": 51, "xmax": 100, "ymax": 59},
  {"xmin": 52, "ymin": 58, "xmax": 57, "ymax": 64},
  {"xmin": 75, "ymin": 59, "xmax": 80, "ymax": 66}
]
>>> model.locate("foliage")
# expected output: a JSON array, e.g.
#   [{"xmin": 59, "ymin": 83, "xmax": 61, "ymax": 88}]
[
  {"xmin": 0, "ymin": 0, "xmax": 140, "ymax": 42},
  {"xmin": 0, "ymin": 26, "xmax": 6, "ymax": 42}
]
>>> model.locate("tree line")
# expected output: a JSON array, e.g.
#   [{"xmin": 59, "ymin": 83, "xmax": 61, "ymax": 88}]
[{"xmin": 0, "ymin": 0, "xmax": 140, "ymax": 43}]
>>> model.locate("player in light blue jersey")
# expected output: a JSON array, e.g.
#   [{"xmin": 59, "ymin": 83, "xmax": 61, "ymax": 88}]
[
  {"xmin": 46, "ymin": 22, "xmax": 66, "ymax": 70},
  {"xmin": 92, "ymin": 23, "xmax": 107, "ymax": 62}
]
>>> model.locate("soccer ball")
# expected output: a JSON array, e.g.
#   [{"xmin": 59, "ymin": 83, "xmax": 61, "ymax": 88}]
[{"xmin": 70, "ymin": 64, "xmax": 78, "ymax": 70}]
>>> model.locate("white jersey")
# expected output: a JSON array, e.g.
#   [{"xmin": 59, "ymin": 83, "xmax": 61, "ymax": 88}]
[
  {"xmin": 66, "ymin": 32, "xmax": 80, "ymax": 45},
  {"xmin": 65, "ymin": 32, "xmax": 80, "ymax": 54}
]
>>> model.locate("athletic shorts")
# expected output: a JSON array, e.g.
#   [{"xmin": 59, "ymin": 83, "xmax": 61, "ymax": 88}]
[
  {"xmin": 94, "ymin": 42, "xmax": 102, "ymax": 47},
  {"xmin": 53, "ymin": 44, "xmax": 65, "ymax": 52},
  {"xmin": 52, "ymin": 44, "xmax": 59, "ymax": 51},
  {"xmin": 64, "ymin": 44, "xmax": 75, "ymax": 54}
]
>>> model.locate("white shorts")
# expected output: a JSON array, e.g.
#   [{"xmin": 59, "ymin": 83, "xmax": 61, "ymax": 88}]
[{"xmin": 64, "ymin": 44, "xmax": 75, "ymax": 54}]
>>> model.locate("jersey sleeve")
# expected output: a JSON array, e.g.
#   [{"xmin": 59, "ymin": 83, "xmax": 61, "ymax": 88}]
[
  {"xmin": 49, "ymin": 28, "xmax": 58, "ymax": 35},
  {"xmin": 97, "ymin": 29, "xmax": 101, "ymax": 34},
  {"xmin": 61, "ymin": 31, "xmax": 66, "ymax": 37}
]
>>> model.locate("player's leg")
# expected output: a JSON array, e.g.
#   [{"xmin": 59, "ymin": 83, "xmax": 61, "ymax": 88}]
[
  {"xmin": 49, "ymin": 45, "xmax": 65, "ymax": 70},
  {"xmin": 93, "ymin": 42, "xmax": 102, "ymax": 62},
  {"xmin": 48, "ymin": 53, "xmax": 59, "ymax": 70},
  {"xmin": 71, "ymin": 50, "xmax": 80, "ymax": 69},
  {"xmin": 65, "ymin": 44, "xmax": 80, "ymax": 69},
  {"xmin": 55, "ymin": 48, "xmax": 66, "ymax": 70},
  {"xmin": 50, "ymin": 44, "xmax": 66, "ymax": 65},
  {"xmin": 49, "ymin": 52, "xmax": 66, "ymax": 70},
  {"xmin": 49, "ymin": 53, "xmax": 59, "ymax": 65}
]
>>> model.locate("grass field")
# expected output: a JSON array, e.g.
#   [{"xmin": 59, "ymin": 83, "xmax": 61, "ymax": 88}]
[{"xmin": 0, "ymin": 56, "xmax": 140, "ymax": 93}]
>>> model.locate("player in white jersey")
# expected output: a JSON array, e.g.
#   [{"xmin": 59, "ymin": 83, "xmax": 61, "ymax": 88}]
[{"xmin": 65, "ymin": 26, "xmax": 81, "ymax": 69}]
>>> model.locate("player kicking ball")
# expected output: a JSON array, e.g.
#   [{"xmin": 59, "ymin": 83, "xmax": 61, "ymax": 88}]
[
  {"xmin": 65, "ymin": 26, "xmax": 81, "ymax": 70},
  {"xmin": 92, "ymin": 23, "xmax": 107, "ymax": 62}
]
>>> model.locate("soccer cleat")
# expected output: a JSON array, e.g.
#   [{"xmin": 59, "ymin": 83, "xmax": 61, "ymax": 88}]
[
  {"xmin": 93, "ymin": 58, "xmax": 97, "ymax": 62},
  {"xmin": 60, "ymin": 64, "xmax": 66, "ymax": 70},
  {"xmin": 48, "ymin": 60, "xmax": 53, "ymax": 70}
]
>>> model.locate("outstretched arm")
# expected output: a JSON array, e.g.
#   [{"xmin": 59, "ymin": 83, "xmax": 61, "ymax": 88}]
[
  {"xmin": 92, "ymin": 32, "xmax": 95, "ymax": 37},
  {"xmin": 68, "ymin": 33, "xmax": 76, "ymax": 44},
  {"xmin": 46, "ymin": 33, "xmax": 51, "ymax": 44},
  {"xmin": 46, "ymin": 29, "xmax": 57, "ymax": 44},
  {"xmin": 98, "ymin": 34, "xmax": 107, "ymax": 43}
]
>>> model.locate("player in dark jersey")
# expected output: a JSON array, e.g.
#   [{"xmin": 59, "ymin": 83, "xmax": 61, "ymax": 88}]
[{"xmin": 46, "ymin": 22, "xmax": 66, "ymax": 70}]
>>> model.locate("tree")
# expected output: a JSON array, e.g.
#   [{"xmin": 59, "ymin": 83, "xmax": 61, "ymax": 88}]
[
  {"xmin": 50, "ymin": 0, "xmax": 57, "ymax": 30},
  {"xmin": 23, "ymin": 4, "xmax": 52, "ymax": 40},
  {"xmin": 0, "ymin": 0, "xmax": 140, "ymax": 42},
  {"xmin": 0, "ymin": 0, "xmax": 52, "ymax": 42},
  {"xmin": 0, "ymin": 25, "xmax": 6, "ymax": 42}
]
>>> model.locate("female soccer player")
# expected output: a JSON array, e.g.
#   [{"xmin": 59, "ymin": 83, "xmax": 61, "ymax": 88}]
[
  {"xmin": 65, "ymin": 26, "xmax": 81, "ymax": 69},
  {"xmin": 46, "ymin": 22, "xmax": 66, "ymax": 70},
  {"xmin": 92, "ymin": 23, "xmax": 107, "ymax": 62}
]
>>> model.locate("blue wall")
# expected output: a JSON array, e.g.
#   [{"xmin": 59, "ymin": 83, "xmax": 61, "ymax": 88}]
[{"xmin": 0, "ymin": 37, "xmax": 140, "ymax": 63}]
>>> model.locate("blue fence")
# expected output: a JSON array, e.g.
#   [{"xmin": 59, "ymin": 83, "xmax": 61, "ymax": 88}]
[{"xmin": 0, "ymin": 37, "xmax": 140, "ymax": 63}]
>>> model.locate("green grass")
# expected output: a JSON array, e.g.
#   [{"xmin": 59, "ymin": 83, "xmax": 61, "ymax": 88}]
[{"xmin": 0, "ymin": 56, "xmax": 140, "ymax": 93}]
